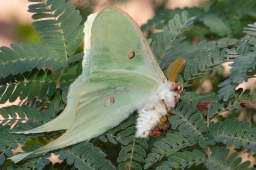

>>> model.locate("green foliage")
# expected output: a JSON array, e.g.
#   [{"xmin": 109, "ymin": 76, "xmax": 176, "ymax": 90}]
[
  {"xmin": 218, "ymin": 23, "xmax": 256, "ymax": 101},
  {"xmin": 229, "ymin": 51, "xmax": 256, "ymax": 85},
  {"xmin": 99, "ymin": 116, "xmax": 136, "ymax": 145},
  {"xmin": 181, "ymin": 92, "xmax": 223, "ymax": 118},
  {"xmin": 16, "ymin": 24, "xmax": 40, "ymax": 43},
  {"xmin": 218, "ymin": 79, "xmax": 236, "ymax": 102},
  {"xmin": 171, "ymin": 102, "xmax": 208, "ymax": 146},
  {"xmin": 143, "ymin": 2, "xmax": 256, "ymax": 169},
  {"xmin": 0, "ymin": 105, "xmax": 52, "ymax": 131},
  {"xmin": 209, "ymin": 119, "xmax": 256, "ymax": 152},
  {"xmin": 1, "ymin": 0, "xmax": 256, "ymax": 169},
  {"xmin": 0, "ymin": 105, "xmax": 54, "ymax": 167},
  {"xmin": 144, "ymin": 132, "xmax": 194, "ymax": 169},
  {"xmin": 206, "ymin": 147, "xmax": 253, "ymax": 170},
  {"xmin": 9, "ymin": 156, "xmax": 50, "ymax": 170},
  {"xmin": 0, "ymin": 0, "xmax": 83, "ymax": 80},
  {"xmin": 0, "ymin": 72, "xmax": 55, "ymax": 103},
  {"xmin": 0, "ymin": 63, "xmax": 81, "ymax": 103},
  {"xmin": 117, "ymin": 139, "xmax": 148, "ymax": 170},
  {"xmin": 161, "ymin": 37, "xmax": 238, "ymax": 81},
  {"xmin": 28, "ymin": 0, "xmax": 83, "ymax": 58},
  {"xmin": 150, "ymin": 11, "xmax": 194, "ymax": 59},
  {"xmin": 244, "ymin": 23, "xmax": 256, "ymax": 37},
  {"xmin": 219, "ymin": 52, "xmax": 256, "ymax": 101},
  {"xmin": 146, "ymin": 0, "xmax": 256, "ymax": 38},
  {"xmin": 101, "ymin": 116, "xmax": 148, "ymax": 170},
  {"xmin": 58, "ymin": 142, "xmax": 115, "ymax": 170},
  {"xmin": 202, "ymin": 14, "xmax": 231, "ymax": 37},
  {"xmin": 182, "ymin": 39, "xmax": 238, "ymax": 81},
  {"xmin": 0, "ymin": 44, "xmax": 60, "ymax": 79},
  {"xmin": 156, "ymin": 149, "xmax": 206, "ymax": 170}
]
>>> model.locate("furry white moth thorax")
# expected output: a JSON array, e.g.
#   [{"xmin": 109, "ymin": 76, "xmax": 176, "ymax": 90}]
[{"xmin": 136, "ymin": 81, "xmax": 181, "ymax": 137}]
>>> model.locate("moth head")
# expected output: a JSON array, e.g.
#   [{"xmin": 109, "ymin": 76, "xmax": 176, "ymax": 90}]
[{"xmin": 158, "ymin": 81, "xmax": 182, "ymax": 109}]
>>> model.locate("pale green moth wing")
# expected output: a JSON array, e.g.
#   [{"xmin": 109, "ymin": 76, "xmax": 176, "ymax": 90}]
[
  {"xmin": 10, "ymin": 72, "xmax": 158, "ymax": 162},
  {"xmin": 9, "ymin": 7, "xmax": 165, "ymax": 163},
  {"xmin": 12, "ymin": 13, "xmax": 99, "ymax": 134},
  {"xmin": 89, "ymin": 7, "xmax": 166, "ymax": 82}
]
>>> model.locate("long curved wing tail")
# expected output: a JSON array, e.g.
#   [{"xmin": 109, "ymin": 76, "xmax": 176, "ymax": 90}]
[
  {"xmin": 9, "ymin": 72, "xmax": 158, "ymax": 163},
  {"xmin": 9, "ymin": 132, "xmax": 78, "ymax": 163},
  {"xmin": 9, "ymin": 152, "xmax": 32, "ymax": 163},
  {"xmin": 9, "ymin": 96, "xmax": 134, "ymax": 163},
  {"xmin": 12, "ymin": 13, "xmax": 98, "ymax": 135},
  {"xmin": 13, "ymin": 110, "xmax": 72, "ymax": 134},
  {"xmin": 13, "ymin": 76, "xmax": 85, "ymax": 134},
  {"xmin": 9, "ymin": 102, "xmax": 135, "ymax": 163},
  {"xmin": 10, "ymin": 121, "xmax": 114, "ymax": 163}
]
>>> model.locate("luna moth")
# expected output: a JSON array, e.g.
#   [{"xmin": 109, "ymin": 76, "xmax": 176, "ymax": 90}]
[{"xmin": 10, "ymin": 7, "xmax": 182, "ymax": 163}]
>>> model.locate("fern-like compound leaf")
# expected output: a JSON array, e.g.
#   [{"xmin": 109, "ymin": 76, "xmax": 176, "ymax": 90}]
[
  {"xmin": 0, "ymin": 63, "xmax": 81, "ymax": 103},
  {"xmin": 8, "ymin": 156, "xmax": 50, "ymax": 170},
  {"xmin": 0, "ymin": 0, "xmax": 83, "ymax": 79},
  {"xmin": 0, "ymin": 44, "xmax": 60, "ymax": 79},
  {"xmin": 58, "ymin": 142, "xmax": 115, "ymax": 170},
  {"xmin": 230, "ymin": 52, "xmax": 256, "ymax": 84},
  {"xmin": 150, "ymin": 11, "xmax": 194, "ymax": 59},
  {"xmin": 117, "ymin": 139, "xmax": 148, "ymax": 170},
  {"xmin": 161, "ymin": 38, "xmax": 237, "ymax": 82},
  {"xmin": 202, "ymin": 14, "xmax": 231, "ymax": 36},
  {"xmin": 244, "ymin": 22, "xmax": 256, "ymax": 37},
  {"xmin": 156, "ymin": 149, "xmax": 205, "ymax": 170},
  {"xmin": 99, "ymin": 116, "xmax": 136, "ymax": 145},
  {"xmin": 144, "ymin": 132, "xmax": 194, "ymax": 169},
  {"xmin": 0, "ymin": 72, "xmax": 55, "ymax": 103},
  {"xmin": 0, "ymin": 106, "xmax": 53, "ymax": 166},
  {"xmin": 218, "ymin": 23, "xmax": 256, "ymax": 101},
  {"xmin": 171, "ymin": 102, "xmax": 208, "ymax": 146},
  {"xmin": 209, "ymin": 119, "xmax": 256, "ymax": 152},
  {"xmin": 206, "ymin": 147, "xmax": 253, "ymax": 170},
  {"xmin": 181, "ymin": 92, "xmax": 223, "ymax": 118},
  {"xmin": 28, "ymin": 0, "xmax": 83, "ymax": 59},
  {"xmin": 218, "ymin": 79, "xmax": 236, "ymax": 102}
]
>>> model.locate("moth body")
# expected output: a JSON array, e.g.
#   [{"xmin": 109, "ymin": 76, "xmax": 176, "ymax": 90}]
[{"xmin": 136, "ymin": 81, "xmax": 181, "ymax": 137}]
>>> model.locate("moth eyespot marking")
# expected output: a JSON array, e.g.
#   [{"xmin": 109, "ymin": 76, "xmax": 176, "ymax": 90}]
[
  {"xmin": 104, "ymin": 96, "xmax": 115, "ymax": 106},
  {"xmin": 128, "ymin": 50, "xmax": 135, "ymax": 60}
]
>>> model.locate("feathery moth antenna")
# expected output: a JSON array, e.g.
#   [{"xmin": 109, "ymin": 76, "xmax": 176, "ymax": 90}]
[{"xmin": 128, "ymin": 50, "xmax": 135, "ymax": 60}]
